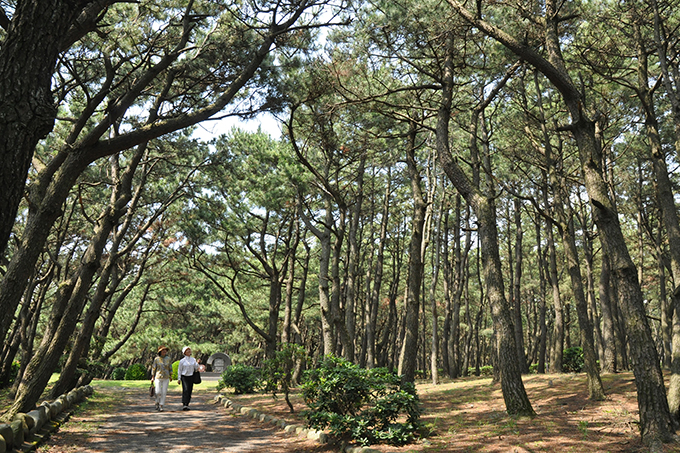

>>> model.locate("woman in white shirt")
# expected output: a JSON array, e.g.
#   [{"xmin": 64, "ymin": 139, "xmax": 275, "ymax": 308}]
[{"xmin": 177, "ymin": 346, "xmax": 199, "ymax": 410}]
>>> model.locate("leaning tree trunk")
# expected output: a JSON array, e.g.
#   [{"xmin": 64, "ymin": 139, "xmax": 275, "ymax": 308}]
[
  {"xmin": 632, "ymin": 17, "xmax": 680, "ymax": 421},
  {"xmin": 445, "ymin": 0, "xmax": 675, "ymax": 442},
  {"xmin": 0, "ymin": 0, "xmax": 91, "ymax": 259},
  {"xmin": 532, "ymin": 72, "xmax": 605, "ymax": 399},
  {"xmin": 435, "ymin": 34, "xmax": 534, "ymax": 415},
  {"xmin": 8, "ymin": 155, "xmax": 135, "ymax": 415}
]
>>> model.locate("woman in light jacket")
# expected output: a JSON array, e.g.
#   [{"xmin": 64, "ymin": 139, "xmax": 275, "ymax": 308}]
[
  {"xmin": 151, "ymin": 345, "xmax": 171, "ymax": 411},
  {"xmin": 177, "ymin": 346, "xmax": 199, "ymax": 410}
]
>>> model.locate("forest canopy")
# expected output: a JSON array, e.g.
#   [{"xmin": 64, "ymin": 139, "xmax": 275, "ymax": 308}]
[{"xmin": 1, "ymin": 0, "xmax": 680, "ymax": 448}]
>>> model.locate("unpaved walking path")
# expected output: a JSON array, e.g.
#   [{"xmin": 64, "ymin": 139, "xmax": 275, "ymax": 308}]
[{"xmin": 41, "ymin": 385, "xmax": 335, "ymax": 453}]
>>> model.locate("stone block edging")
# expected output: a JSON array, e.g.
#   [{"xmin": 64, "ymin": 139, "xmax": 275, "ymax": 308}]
[
  {"xmin": 0, "ymin": 385, "xmax": 94, "ymax": 453},
  {"xmin": 212, "ymin": 394, "xmax": 382, "ymax": 453},
  {"xmin": 214, "ymin": 394, "xmax": 328, "ymax": 444}
]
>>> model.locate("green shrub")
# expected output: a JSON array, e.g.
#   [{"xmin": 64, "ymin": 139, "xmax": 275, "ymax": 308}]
[
  {"xmin": 301, "ymin": 355, "xmax": 420, "ymax": 446},
  {"xmin": 217, "ymin": 364, "xmax": 261, "ymax": 394},
  {"xmin": 563, "ymin": 347, "xmax": 584, "ymax": 373},
  {"xmin": 111, "ymin": 367, "xmax": 126, "ymax": 380},
  {"xmin": 124, "ymin": 363, "xmax": 147, "ymax": 380},
  {"xmin": 261, "ymin": 344, "xmax": 306, "ymax": 412},
  {"xmin": 467, "ymin": 365, "xmax": 493, "ymax": 376},
  {"xmin": 172, "ymin": 361, "xmax": 179, "ymax": 380}
]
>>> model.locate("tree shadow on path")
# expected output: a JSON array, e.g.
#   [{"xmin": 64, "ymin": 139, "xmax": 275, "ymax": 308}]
[{"xmin": 44, "ymin": 387, "xmax": 334, "ymax": 453}]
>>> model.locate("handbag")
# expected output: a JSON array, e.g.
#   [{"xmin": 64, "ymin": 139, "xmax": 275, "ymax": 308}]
[
  {"xmin": 192, "ymin": 371, "xmax": 201, "ymax": 384},
  {"xmin": 149, "ymin": 384, "xmax": 155, "ymax": 398}
]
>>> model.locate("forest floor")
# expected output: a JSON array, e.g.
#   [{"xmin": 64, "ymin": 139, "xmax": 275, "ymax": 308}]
[
  {"xmin": 5, "ymin": 371, "xmax": 680, "ymax": 452},
  {"xmin": 206, "ymin": 371, "xmax": 680, "ymax": 453}
]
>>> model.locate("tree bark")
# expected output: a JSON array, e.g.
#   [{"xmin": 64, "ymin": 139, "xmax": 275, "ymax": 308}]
[
  {"xmin": 446, "ymin": 0, "xmax": 674, "ymax": 441},
  {"xmin": 512, "ymin": 199, "xmax": 528, "ymax": 373},
  {"xmin": 0, "ymin": 0, "xmax": 91, "ymax": 257},
  {"xmin": 631, "ymin": 15, "xmax": 680, "ymax": 420},
  {"xmin": 344, "ymin": 155, "xmax": 366, "ymax": 362},
  {"xmin": 535, "ymin": 216, "xmax": 548, "ymax": 374},
  {"xmin": 366, "ymin": 171, "xmax": 391, "ymax": 368},
  {"xmin": 435, "ymin": 34, "xmax": 534, "ymax": 415},
  {"xmin": 398, "ymin": 122, "xmax": 427, "ymax": 384}
]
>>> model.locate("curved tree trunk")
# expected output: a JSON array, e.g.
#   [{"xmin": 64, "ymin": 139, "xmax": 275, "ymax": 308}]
[
  {"xmin": 629, "ymin": 16, "xmax": 680, "ymax": 422},
  {"xmin": 446, "ymin": 0, "xmax": 675, "ymax": 441},
  {"xmin": 435, "ymin": 34, "xmax": 534, "ymax": 415},
  {"xmin": 0, "ymin": 0, "xmax": 91, "ymax": 259}
]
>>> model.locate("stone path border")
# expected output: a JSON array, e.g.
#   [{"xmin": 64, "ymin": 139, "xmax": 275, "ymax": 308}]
[
  {"xmin": 214, "ymin": 394, "xmax": 381, "ymax": 453},
  {"xmin": 0, "ymin": 385, "xmax": 93, "ymax": 453}
]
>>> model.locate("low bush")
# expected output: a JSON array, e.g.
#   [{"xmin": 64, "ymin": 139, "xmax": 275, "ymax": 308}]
[
  {"xmin": 261, "ymin": 344, "xmax": 306, "ymax": 412},
  {"xmin": 301, "ymin": 355, "xmax": 420, "ymax": 446},
  {"xmin": 172, "ymin": 361, "xmax": 179, "ymax": 380},
  {"xmin": 467, "ymin": 365, "xmax": 493, "ymax": 376},
  {"xmin": 111, "ymin": 367, "xmax": 126, "ymax": 380},
  {"xmin": 563, "ymin": 347, "xmax": 584, "ymax": 373},
  {"xmin": 124, "ymin": 363, "xmax": 147, "ymax": 380},
  {"xmin": 217, "ymin": 364, "xmax": 261, "ymax": 394}
]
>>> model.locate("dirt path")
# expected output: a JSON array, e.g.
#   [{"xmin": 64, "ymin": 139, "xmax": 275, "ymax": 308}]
[{"xmin": 41, "ymin": 386, "xmax": 336, "ymax": 453}]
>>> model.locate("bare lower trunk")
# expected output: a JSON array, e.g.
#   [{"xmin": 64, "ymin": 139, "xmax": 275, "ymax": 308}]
[{"xmin": 398, "ymin": 123, "xmax": 427, "ymax": 384}]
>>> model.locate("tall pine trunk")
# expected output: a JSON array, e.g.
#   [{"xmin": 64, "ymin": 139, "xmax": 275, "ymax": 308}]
[
  {"xmin": 398, "ymin": 122, "xmax": 427, "ymax": 384},
  {"xmin": 435, "ymin": 34, "xmax": 534, "ymax": 415}
]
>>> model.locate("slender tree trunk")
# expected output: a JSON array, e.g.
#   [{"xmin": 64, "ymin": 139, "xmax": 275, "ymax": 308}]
[
  {"xmin": 544, "ymin": 191, "xmax": 564, "ymax": 373},
  {"xmin": 398, "ymin": 122, "xmax": 427, "ymax": 384},
  {"xmin": 599, "ymin": 252, "xmax": 617, "ymax": 373},
  {"xmin": 451, "ymin": 201, "xmax": 470, "ymax": 378},
  {"xmin": 344, "ymin": 155, "xmax": 366, "ymax": 362},
  {"xmin": 631, "ymin": 16, "xmax": 680, "ymax": 420},
  {"xmin": 366, "ymin": 170, "xmax": 390, "ymax": 368},
  {"xmin": 512, "ymin": 199, "xmax": 528, "ymax": 373},
  {"xmin": 329, "ymin": 181, "xmax": 349, "ymax": 358},
  {"xmin": 435, "ymin": 35, "xmax": 534, "ymax": 415},
  {"xmin": 535, "ymin": 216, "xmax": 548, "ymax": 374},
  {"xmin": 430, "ymin": 186, "xmax": 444, "ymax": 384},
  {"xmin": 442, "ymin": 206, "xmax": 452, "ymax": 376},
  {"xmin": 446, "ymin": 0, "xmax": 674, "ymax": 441},
  {"xmin": 299, "ymin": 188, "xmax": 335, "ymax": 356},
  {"xmin": 282, "ymin": 213, "xmax": 301, "ymax": 345},
  {"xmin": 581, "ymin": 212, "xmax": 604, "ymax": 362}
]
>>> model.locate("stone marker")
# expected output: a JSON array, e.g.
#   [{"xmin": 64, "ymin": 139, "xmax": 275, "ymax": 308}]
[{"xmin": 207, "ymin": 352, "xmax": 231, "ymax": 373}]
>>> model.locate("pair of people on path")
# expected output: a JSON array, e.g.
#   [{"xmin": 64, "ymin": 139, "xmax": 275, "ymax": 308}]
[{"xmin": 151, "ymin": 345, "xmax": 200, "ymax": 412}]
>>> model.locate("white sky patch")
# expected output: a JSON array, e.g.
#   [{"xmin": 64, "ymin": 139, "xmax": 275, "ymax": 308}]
[{"xmin": 193, "ymin": 112, "xmax": 282, "ymax": 142}]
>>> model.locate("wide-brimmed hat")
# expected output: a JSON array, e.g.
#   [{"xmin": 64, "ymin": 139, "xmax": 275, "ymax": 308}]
[
  {"xmin": 182, "ymin": 346, "xmax": 191, "ymax": 355},
  {"xmin": 158, "ymin": 345, "xmax": 169, "ymax": 353}
]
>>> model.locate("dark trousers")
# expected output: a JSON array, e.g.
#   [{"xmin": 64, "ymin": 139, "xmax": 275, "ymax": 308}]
[{"xmin": 181, "ymin": 375, "xmax": 194, "ymax": 406}]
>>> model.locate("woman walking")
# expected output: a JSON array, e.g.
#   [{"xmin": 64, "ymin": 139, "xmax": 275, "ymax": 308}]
[
  {"xmin": 177, "ymin": 346, "xmax": 199, "ymax": 411},
  {"xmin": 151, "ymin": 346, "xmax": 171, "ymax": 411}
]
